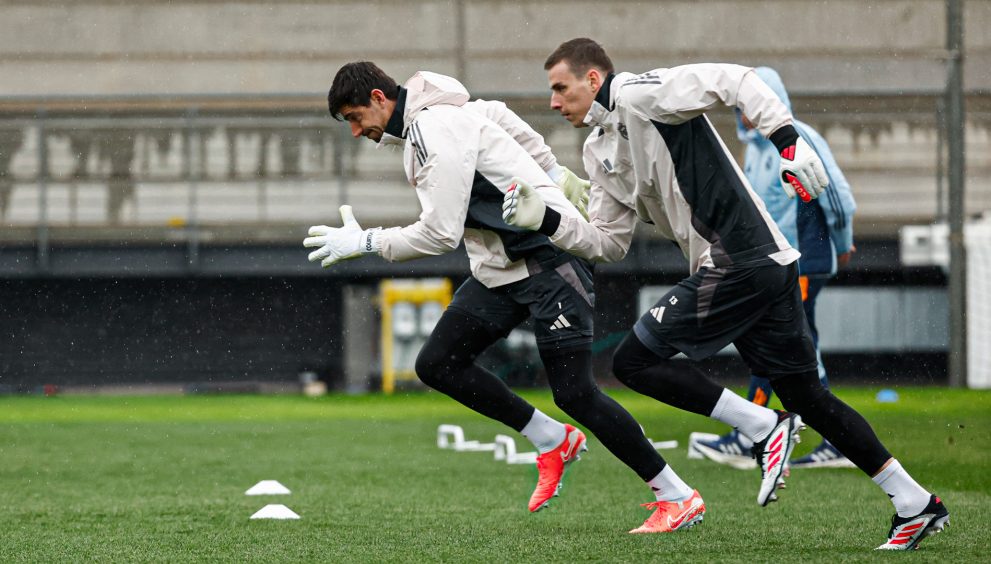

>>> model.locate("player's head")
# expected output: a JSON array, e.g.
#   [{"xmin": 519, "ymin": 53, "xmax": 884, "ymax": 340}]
[
  {"xmin": 544, "ymin": 38, "xmax": 614, "ymax": 128},
  {"xmin": 328, "ymin": 61, "xmax": 399, "ymax": 142}
]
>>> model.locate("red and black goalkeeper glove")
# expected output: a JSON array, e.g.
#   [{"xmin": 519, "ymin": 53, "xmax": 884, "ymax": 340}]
[{"xmin": 769, "ymin": 125, "xmax": 829, "ymax": 202}]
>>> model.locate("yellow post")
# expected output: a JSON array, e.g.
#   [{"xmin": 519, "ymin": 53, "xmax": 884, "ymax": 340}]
[
  {"xmin": 380, "ymin": 284, "xmax": 395, "ymax": 394},
  {"xmin": 379, "ymin": 278, "xmax": 453, "ymax": 394}
]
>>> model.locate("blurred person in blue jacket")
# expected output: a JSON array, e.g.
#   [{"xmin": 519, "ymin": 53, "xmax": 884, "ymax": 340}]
[{"xmin": 694, "ymin": 67, "xmax": 858, "ymax": 470}]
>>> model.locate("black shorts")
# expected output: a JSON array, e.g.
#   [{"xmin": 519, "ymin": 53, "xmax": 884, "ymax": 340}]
[
  {"xmin": 446, "ymin": 257, "xmax": 595, "ymax": 352},
  {"xmin": 632, "ymin": 262, "xmax": 817, "ymax": 377}
]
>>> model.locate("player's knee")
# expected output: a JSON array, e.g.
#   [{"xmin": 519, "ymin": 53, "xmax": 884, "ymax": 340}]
[
  {"xmin": 612, "ymin": 360, "xmax": 643, "ymax": 391},
  {"xmin": 771, "ymin": 370, "xmax": 828, "ymax": 414},
  {"xmin": 614, "ymin": 357, "xmax": 654, "ymax": 396},
  {"xmin": 552, "ymin": 383, "xmax": 598, "ymax": 415},
  {"xmin": 414, "ymin": 343, "xmax": 451, "ymax": 390},
  {"xmin": 612, "ymin": 333, "xmax": 666, "ymax": 387}
]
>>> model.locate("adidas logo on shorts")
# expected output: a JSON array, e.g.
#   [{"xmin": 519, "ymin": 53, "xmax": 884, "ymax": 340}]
[
  {"xmin": 549, "ymin": 314, "xmax": 572, "ymax": 330},
  {"xmin": 649, "ymin": 306, "xmax": 665, "ymax": 323}
]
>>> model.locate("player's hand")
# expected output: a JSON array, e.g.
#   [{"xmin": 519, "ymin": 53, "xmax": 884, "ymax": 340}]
[
  {"xmin": 779, "ymin": 136, "xmax": 828, "ymax": 202},
  {"xmin": 837, "ymin": 244, "xmax": 856, "ymax": 268},
  {"xmin": 303, "ymin": 205, "xmax": 380, "ymax": 267},
  {"xmin": 502, "ymin": 177, "xmax": 546, "ymax": 231},
  {"xmin": 555, "ymin": 166, "xmax": 590, "ymax": 221}
]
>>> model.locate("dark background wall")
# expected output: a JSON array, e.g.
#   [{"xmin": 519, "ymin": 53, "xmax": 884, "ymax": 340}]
[
  {"xmin": 0, "ymin": 277, "xmax": 343, "ymax": 390},
  {"xmin": 0, "ymin": 238, "xmax": 947, "ymax": 392}
]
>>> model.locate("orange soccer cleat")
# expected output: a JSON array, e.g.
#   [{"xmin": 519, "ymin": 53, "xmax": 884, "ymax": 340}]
[
  {"xmin": 629, "ymin": 490, "xmax": 706, "ymax": 534},
  {"xmin": 528, "ymin": 424, "xmax": 587, "ymax": 512}
]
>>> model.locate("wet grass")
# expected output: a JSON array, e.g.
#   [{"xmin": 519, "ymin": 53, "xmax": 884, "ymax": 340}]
[{"xmin": 0, "ymin": 387, "xmax": 987, "ymax": 562}]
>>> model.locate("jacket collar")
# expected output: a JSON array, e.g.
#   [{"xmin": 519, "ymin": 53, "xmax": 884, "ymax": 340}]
[
  {"xmin": 400, "ymin": 71, "xmax": 470, "ymax": 128},
  {"xmin": 595, "ymin": 72, "xmax": 616, "ymax": 109},
  {"xmin": 378, "ymin": 86, "xmax": 408, "ymax": 146},
  {"xmin": 583, "ymin": 72, "xmax": 620, "ymax": 127}
]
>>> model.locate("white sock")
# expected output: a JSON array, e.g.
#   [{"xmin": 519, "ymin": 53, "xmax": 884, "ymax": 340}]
[
  {"xmin": 520, "ymin": 408, "xmax": 567, "ymax": 454},
  {"xmin": 872, "ymin": 459, "xmax": 931, "ymax": 517},
  {"xmin": 647, "ymin": 465, "xmax": 694, "ymax": 502},
  {"xmin": 709, "ymin": 388, "xmax": 778, "ymax": 443}
]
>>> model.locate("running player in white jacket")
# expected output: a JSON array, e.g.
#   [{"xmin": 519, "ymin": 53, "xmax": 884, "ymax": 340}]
[
  {"xmin": 504, "ymin": 39, "xmax": 948, "ymax": 549},
  {"xmin": 306, "ymin": 62, "xmax": 695, "ymax": 528}
]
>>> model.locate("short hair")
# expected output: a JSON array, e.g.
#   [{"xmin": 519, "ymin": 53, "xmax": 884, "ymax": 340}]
[
  {"xmin": 327, "ymin": 61, "xmax": 399, "ymax": 120},
  {"xmin": 544, "ymin": 38, "xmax": 614, "ymax": 76}
]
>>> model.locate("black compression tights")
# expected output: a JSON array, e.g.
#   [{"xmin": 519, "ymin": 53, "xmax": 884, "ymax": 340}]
[
  {"xmin": 415, "ymin": 310, "xmax": 535, "ymax": 431},
  {"xmin": 416, "ymin": 310, "xmax": 666, "ymax": 480},
  {"xmin": 611, "ymin": 332, "xmax": 725, "ymax": 417},
  {"xmin": 541, "ymin": 348, "xmax": 666, "ymax": 480},
  {"xmin": 771, "ymin": 371, "xmax": 892, "ymax": 475}
]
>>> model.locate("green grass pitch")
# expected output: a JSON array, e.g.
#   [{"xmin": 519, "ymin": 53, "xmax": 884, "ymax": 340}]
[{"xmin": 0, "ymin": 387, "xmax": 987, "ymax": 562}]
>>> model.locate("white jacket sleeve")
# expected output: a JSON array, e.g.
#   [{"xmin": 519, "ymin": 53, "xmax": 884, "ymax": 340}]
[
  {"xmin": 377, "ymin": 115, "xmax": 475, "ymax": 262},
  {"xmin": 620, "ymin": 64, "xmax": 793, "ymax": 137},
  {"xmin": 466, "ymin": 99, "xmax": 559, "ymax": 174},
  {"xmin": 547, "ymin": 144, "xmax": 637, "ymax": 263}
]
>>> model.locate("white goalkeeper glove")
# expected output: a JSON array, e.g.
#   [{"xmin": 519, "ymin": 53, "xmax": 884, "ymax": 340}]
[
  {"xmin": 553, "ymin": 166, "xmax": 591, "ymax": 221},
  {"xmin": 501, "ymin": 177, "xmax": 547, "ymax": 231},
  {"xmin": 303, "ymin": 205, "xmax": 381, "ymax": 267},
  {"xmin": 777, "ymin": 135, "xmax": 829, "ymax": 202}
]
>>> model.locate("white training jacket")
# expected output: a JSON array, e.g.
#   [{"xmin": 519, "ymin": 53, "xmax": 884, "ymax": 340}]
[
  {"xmin": 549, "ymin": 64, "xmax": 801, "ymax": 274},
  {"xmin": 465, "ymin": 98, "xmax": 561, "ymax": 180},
  {"xmin": 376, "ymin": 71, "xmax": 584, "ymax": 288}
]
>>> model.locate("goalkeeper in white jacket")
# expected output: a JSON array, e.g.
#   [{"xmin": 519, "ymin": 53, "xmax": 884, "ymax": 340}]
[
  {"xmin": 306, "ymin": 62, "xmax": 690, "ymax": 528},
  {"xmin": 503, "ymin": 39, "xmax": 947, "ymax": 548}
]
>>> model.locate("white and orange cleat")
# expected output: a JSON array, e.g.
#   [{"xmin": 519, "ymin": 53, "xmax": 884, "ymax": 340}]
[
  {"xmin": 528, "ymin": 424, "xmax": 587, "ymax": 512},
  {"xmin": 629, "ymin": 490, "xmax": 706, "ymax": 534},
  {"xmin": 876, "ymin": 495, "xmax": 950, "ymax": 550},
  {"xmin": 752, "ymin": 410, "xmax": 804, "ymax": 506}
]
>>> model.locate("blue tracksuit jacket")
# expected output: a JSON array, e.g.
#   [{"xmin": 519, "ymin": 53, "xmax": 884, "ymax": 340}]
[{"xmin": 735, "ymin": 67, "xmax": 856, "ymax": 277}]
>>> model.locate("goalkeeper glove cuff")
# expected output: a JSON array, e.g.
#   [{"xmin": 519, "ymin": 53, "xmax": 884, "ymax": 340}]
[
  {"xmin": 537, "ymin": 207, "xmax": 561, "ymax": 237},
  {"xmin": 361, "ymin": 228, "xmax": 382, "ymax": 254},
  {"xmin": 768, "ymin": 124, "xmax": 799, "ymax": 154}
]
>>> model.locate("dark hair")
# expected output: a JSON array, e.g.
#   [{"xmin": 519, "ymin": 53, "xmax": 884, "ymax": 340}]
[
  {"xmin": 327, "ymin": 61, "xmax": 399, "ymax": 120},
  {"xmin": 544, "ymin": 38, "xmax": 614, "ymax": 76}
]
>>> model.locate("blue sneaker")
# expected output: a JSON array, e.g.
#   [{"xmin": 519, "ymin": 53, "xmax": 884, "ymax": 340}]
[
  {"xmin": 790, "ymin": 440, "xmax": 857, "ymax": 469},
  {"xmin": 693, "ymin": 430, "xmax": 757, "ymax": 470}
]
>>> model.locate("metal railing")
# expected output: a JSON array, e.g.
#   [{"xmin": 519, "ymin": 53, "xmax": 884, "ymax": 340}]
[{"xmin": 1, "ymin": 94, "xmax": 989, "ymax": 260}]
